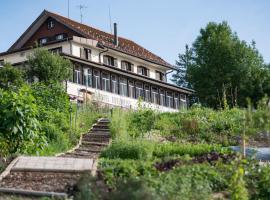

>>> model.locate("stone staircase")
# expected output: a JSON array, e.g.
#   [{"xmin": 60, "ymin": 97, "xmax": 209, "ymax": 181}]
[{"xmin": 0, "ymin": 118, "xmax": 111, "ymax": 198}]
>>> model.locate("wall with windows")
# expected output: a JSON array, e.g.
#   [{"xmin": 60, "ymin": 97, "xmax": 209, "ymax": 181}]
[{"xmin": 69, "ymin": 63, "xmax": 188, "ymax": 110}]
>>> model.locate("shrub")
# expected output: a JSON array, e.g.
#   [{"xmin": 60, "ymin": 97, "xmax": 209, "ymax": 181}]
[
  {"xmin": 153, "ymin": 143, "xmax": 225, "ymax": 158},
  {"xmin": 0, "ymin": 86, "xmax": 45, "ymax": 156},
  {"xmin": 229, "ymin": 167, "xmax": 249, "ymax": 200},
  {"xmin": 99, "ymin": 159, "xmax": 156, "ymax": 187},
  {"xmin": 100, "ymin": 140, "xmax": 153, "ymax": 160}
]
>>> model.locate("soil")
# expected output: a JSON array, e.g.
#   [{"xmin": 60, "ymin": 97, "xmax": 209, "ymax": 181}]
[{"xmin": 154, "ymin": 152, "xmax": 236, "ymax": 172}]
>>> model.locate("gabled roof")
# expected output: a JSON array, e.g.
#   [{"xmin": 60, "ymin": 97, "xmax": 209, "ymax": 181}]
[{"xmin": 9, "ymin": 10, "xmax": 172, "ymax": 68}]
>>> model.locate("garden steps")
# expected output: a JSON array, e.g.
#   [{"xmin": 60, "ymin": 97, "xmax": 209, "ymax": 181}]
[{"xmin": 0, "ymin": 118, "xmax": 111, "ymax": 198}]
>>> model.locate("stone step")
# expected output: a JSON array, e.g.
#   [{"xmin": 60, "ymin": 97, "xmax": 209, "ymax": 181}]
[
  {"xmin": 83, "ymin": 137, "xmax": 110, "ymax": 143},
  {"xmin": 91, "ymin": 128, "xmax": 110, "ymax": 132},
  {"xmin": 92, "ymin": 124, "xmax": 109, "ymax": 129},
  {"xmin": 80, "ymin": 141, "xmax": 109, "ymax": 146}
]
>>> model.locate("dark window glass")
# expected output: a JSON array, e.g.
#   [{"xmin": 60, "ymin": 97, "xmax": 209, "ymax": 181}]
[
  {"xmin": 82, "ymin": 48, "xmax": 91, "ymax": 60},
  {"xmin": 103, "ymin": 55, "xmax": 117, "ymax": 67},
  {"xmin": 137, "ymin": 66, "xmax": 149, "ymax": 76},
  {"xmin": 151, "ymin": 87, "xmax": 159, "ymax": 104},
  {"xmin": 83, "ymin": 68, "xmax": 92, "ymax": 87},
  {"xmin": 111, "ymin": 74, "xmax": 118, "ymax": 94},
  {"xmin": 93, "ymin": 70, "xmax": 100, "ymax": 89},
  {"xmin": 156, "ymin": 71, "xmax": 165, "ymax": 81},
  {"xmin": 74, "ymin": 68, "xmax": 82, "ymax": 84},
  {"xmin": 166, "ymin": 91, "xmax": 174, "ymax": 108},
  {"xmin": 121, "ymin": 61, "xmax": 133, "ymax": 72},
  {"xmin": 160, "ymin": 90, "xmax": 166, "ymax": 106},
  {"xmin": 174, "ymin": 93, "xmax": 179, "ymax": 109},
  {"xmin": 39, "ymin": 37, "xmax": 48, "ymax": 45},
  {"xmin": 128, "ymin": 80, "xmax": 135, "ymax": 98},
  {"xmin": 49, "ymin": 47, "xmax": 62, "ymax": 55},
  {"xmin": 102, "ymin": 72, "xmax": 110, "ymax": 92},
  {"xmin": 119, "ymin": 77, "xmax": 128, "ymax": 97},
  {"xmin": 144, "ymin": 85, "xmax": 151, "ymax": 102},
  {"xmin": 48, "ymin": 20, "xmax": 55, "ymax": 29},
  {"xmin": 0, "ymin": 59, "xmax": 4, "ymax": 67},
  {"xmin": 135, "ymin": 82, "xmax": 144, "ymax": 99}
]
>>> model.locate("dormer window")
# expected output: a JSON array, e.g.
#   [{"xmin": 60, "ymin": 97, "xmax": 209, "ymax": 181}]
[
  {"xmin": 55, "ymin": 34, "xmax": 64, "ymax": 40},
  {"xmin": 137, "ymin": 66, "xmax": 149, "ymax": 77},
  {"xmin": 39, "ymin": 37, "xmax": 48, "ymax": 45},
  {"xmin": 156, "ymin": 71, "xmax": 165, "ymax": 81},
  {"xmin": 48, "ymin": 20, "xmax": 55, "ymax": 29},
  {"xmin": 103, "ymin": 55, "xmax": 117, "ymax": 67},
  {"xmin": 121, "ymin": 61, "xmax": 133, "ymax": 72}
]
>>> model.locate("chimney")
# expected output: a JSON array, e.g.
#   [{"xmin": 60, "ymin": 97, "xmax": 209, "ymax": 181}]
[{"xmin": 113, "ymin": 23, "xmax": 118, "ymax": 46}]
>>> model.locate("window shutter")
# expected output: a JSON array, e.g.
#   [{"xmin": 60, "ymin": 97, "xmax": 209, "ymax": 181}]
[
  {"xmin": 147, "ymin": 68, "xmax": 150, "ymax": 77},
  {"xmin": 130, "ymin": 64, "xmax": 134, "ymax": 72},
  {"xmin": 121, "ymin": 61, "xmax": 124, "ymax": 70},
  {"xmin": 114, "ymin": 58, "xmax": 118, "ymax": 67},
  {"xmin": 80, "ymin": 48, "xmax": 84, "ymax": 59},
  {"xmin": 103, "ymin": 56, "xmax": 108, "ymax": 65}
]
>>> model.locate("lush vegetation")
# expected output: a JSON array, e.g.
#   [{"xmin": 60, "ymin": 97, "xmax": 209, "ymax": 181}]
[
  {"xmin": 0, "ymin": 49, "xmax": 105, "ymax": 158},
  {"xmin": 172, "ymin": 22, "xmax": 270, "ymax": 108},
  {"xmin": 73, "ymin": 104, "xmax": 270, "ymax": 200}
]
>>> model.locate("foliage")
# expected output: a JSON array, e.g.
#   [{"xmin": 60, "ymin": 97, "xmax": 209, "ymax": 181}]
[
  {"xmin": 128, "ymin": 109, "xmax": 156, "ymax": 138},
  {"xmin": 181, "ymin": 21, "xmax": 270, "ymax": 108},
  {"xmin": 171, "ymin": 44, "xmax": 193, "ymax": 88},
  {"xmin": 74, "ymin": 174, "xmax": 101, "ymax": 200},
  {"xmin": 101, "ymin": 140, "xmax": 154, "ymax": 160},
  {"xmin": 0, "ymin": 86, "xmax": 45, "ymax": 156},
  {"xmin": 27, "ymin": 48, "xmax": 72, "ymax": 83},
  {"xmin": 153, "ymin": 143, "xmax": 224, "ymax": 158},
  {"xmin": 0, "ymin": 63, "xmax": 24, "ymax": 90},
  {"xmin": 229, "ymin": 166, "xmax": 249, "ymax": 200}
]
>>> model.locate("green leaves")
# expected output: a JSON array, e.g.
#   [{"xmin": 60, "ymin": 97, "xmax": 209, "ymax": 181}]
[
  {"xmin": 0, "ymin": 86, "xmax": 45, "ymax": 156},
  {"xmin": 0, "ymin": 63, "xmax": 24, "ymax": 90},
  {"xmin": 184, "ymin": 21, "xmax": 270, "ymax": 108},
  {"xmin": 27, "ymin": 48, "xmax": 72, "ymax": 84}
]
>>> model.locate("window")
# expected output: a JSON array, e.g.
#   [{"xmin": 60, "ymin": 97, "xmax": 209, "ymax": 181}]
[
  {"xmin": 128, "ymin": 80, "xmax": 135, "ymax": 98},
  {"xmin": 83, "ymin": 68, "xmax": 92, "ymax": 87},
  {"xmin": 84, "ymin": 48, "xmax": 91, "ymax": 60},
  {"xmin": 39, "ymin": 37, "xmax": 48, "ymax": 45},
  {"xmin": 49, "ymin": 47, "xmax": 62, "ymax": 55},
  {"xmin": 156, "ymin": 71, "xmax": 165, "ymax": 81},
  {"xmin": 144, "ymin": 85, "xmax": 151, "ymax": 102},
  {"xmin": 166, "ymin": 92, "xmax": 174, "ymax": 108},
  {"xmin": 135, "ymin": 82, "xmax": 144, "ymax": 99},
  {"xmin": 55, "ymin": 34, "xmax": 65, "ymax": 41},
  {"xmin": 101, "ymin": 72, "xmax": 110, "ymax": 92},
  {"xmin": 180, "ymin": 94, "xmax": 187, "ymax": 110},
  {"xmin": 0, "ymin": 59, "xmax": 4, "ymax": 67},
  {"xmin": 121, "ymin": 61, "xmax": 133, "ymax": 72},
  {"xmin": 103, "ymin": 55, "xmax": 117, "ymax": 67},
  {"xmin": 174, "ymin": 93, "xmax": 180, "ymax": 110},
  {"xmin": 160, "ymin": 90, "xmax": 166, "ymax": 106},
  {"xmin": 119, "ymin": 77, "xmax": 128, "ymax": 97},
  {"xmin": 74, "ymin": 68, "xmax": 82, "ymax": 84},
  {"xmin": 137, "ymin": 66, "xmax": 149, "ymax": 76},
  {"xmin": 111, "ymin": 74, "xmax": 118, "ymax": 94},
  {"xmin": 93, "ymin": 70, "xmax": 100, "ymax": 89},
  {"xmin": 151, "ymin": 87, "xmax": 159, "ymax": 104},
  {"xmin": 48, "ymin": 20, "xmax": 55, "ymax": 29}
]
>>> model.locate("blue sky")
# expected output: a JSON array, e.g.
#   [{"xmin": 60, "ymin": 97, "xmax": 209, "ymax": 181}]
[{"xmin": 0, "ymin": 0, "xmax": 269, "ymax": 65}]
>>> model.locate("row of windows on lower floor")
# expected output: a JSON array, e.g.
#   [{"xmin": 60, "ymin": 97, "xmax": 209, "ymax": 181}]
[{"xmin": 72, "ymin": 66, "xmax": 187, "ymax": 109}]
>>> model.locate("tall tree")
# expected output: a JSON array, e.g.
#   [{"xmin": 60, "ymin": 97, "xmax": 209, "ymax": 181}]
[
  {"xmin": 27, "ymin": 48, "xmax": 72, "ymax": 84},
  {"xmin": 185, "ymin": 21, "xmax": 269, "ymax": 108},
  {"xmin": 171, "ymin": 45, "xmax": 193, "ymax": 88}
]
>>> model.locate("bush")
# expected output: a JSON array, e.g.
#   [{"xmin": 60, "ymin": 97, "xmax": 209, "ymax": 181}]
[
  {"xmin": 101, "ymin": 140, "xmax": 153, "ymax": 160},
  {"xmin": 99, "ymin": 159, "xmax": 156, "ymax": 187},
  {"xmin": 0, "ymin": 86, "xmax": 46, "ymax": 156},
  {"xmin": 153, "ymin": 143, "xmax": 225, "ymax": 158}
]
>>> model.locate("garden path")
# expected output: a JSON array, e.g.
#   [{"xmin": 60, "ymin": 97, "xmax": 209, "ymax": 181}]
[{"xmin": 0, "ymin": 118, "xmax": 111, "ymax": 199}]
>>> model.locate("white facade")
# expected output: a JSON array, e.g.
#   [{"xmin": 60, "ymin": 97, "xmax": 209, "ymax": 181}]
[{"xmin": 0, "ymin": 36, "xmax": 190, "ymax": 112}]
